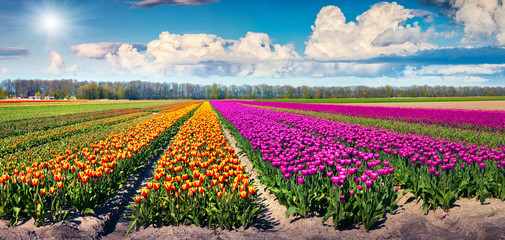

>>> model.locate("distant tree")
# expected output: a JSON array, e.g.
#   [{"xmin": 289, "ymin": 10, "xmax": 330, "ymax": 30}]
[
  {"xmin": 385, "ymin": 85, "xmax": 392, "ymax": 97},
  {"xmin": 302, "ymin": 87, "xmax": 311, "ymax": 98},
  {"xmin": 0, "ymin": 89, "xmax": 7, "ymax": 98},
  {"xmin": 114, "ymin": 83, "xmax": 125, "ymax": 99}
]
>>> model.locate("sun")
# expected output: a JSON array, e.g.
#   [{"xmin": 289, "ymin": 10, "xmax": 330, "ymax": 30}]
[
  {"xmin": 42, "ymin": 14, "xmax": 62, "ymax": 34},
  {"xmin": 28, "ymin": 1, "xmax": 86, "ymax": 45}
]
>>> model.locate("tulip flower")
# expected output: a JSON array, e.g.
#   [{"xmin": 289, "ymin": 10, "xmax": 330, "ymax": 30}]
[{"xmin": 141, "ymin": 188, "xmax": 148, "ymax": 197}]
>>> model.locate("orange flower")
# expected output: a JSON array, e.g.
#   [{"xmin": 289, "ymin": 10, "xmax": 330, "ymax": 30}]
[
  {"xmin": 31, "ymin": 178, "xmax": 39, "ymax": 186},
  {"xmin": 57, "ymin": 181, "xmax": 63, "ymax": 188},
  {"xmin": 146, "ymin": 182, "xmax": 153, "ymax": 189},
  {"xmin": 248, "ymin": 186, "xmax": 255, "ymax": 195},
  {"xmin": 49, "ymin": 187, "xmax": 55, "ymax": 194},
  {"xmin": 165, "ymin": 175, "xmax": 172, "ymax": 181},
  {"xmin": 141, "ymin": 187, "xmax": 148, "ymax": 197},
  {"xmin": 40, "ymin": 188, "xmax": 47, "ymax": 195},
  {"xmin": 240, "ymin": 191, "xmax": 248, "ymax": 198},
  {"xmin": 134, "ymin": 196, "xmax": 141, "ymax": 202},
  {"xmin": 54, "ymin": 174, "xmax": 63, "ymax": 182},
  {"xmin": 81, "ymin": 176, "xmax": 89, "ymax": 183},
  {"xmin": 217, "ymin": 192, "xmax": 223, "ymax": 198}
]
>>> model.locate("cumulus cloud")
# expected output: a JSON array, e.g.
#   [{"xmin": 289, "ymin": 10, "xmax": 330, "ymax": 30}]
[
  {"xmin": 419, "ymin": 0, "xmax": 505, "ymax": 45},
  {"xmin": 73, "ymin": 3, "xmax": 504, "ymax": 81},
  {"xmin": 0, "ymin": 46, "xmax": 29, "ymax": 59},
  {"xmin": 129, "ymin": 0, "xmax": 218, "ymax": 8},
  {"xmin": 305, "ymin": 3, "xmax": 436, "ymax": 60},
  {"xmin": 101, "ymin": 31, "xmax": 300, "ymax": 77},
  {"xmin": 70, "ymin": 42, "xmax": 147, "ymax": 59},
  {"xmin": 44, "ymin": 51, "xmax": 78, "ymax": 74}
]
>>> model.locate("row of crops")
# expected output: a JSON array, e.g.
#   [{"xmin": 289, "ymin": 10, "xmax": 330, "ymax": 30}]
[
  {"xmin": 1, "ymin": 100, "xmax": 505, "ymax": 233},
  {"xmin": 0, "ymin": 101, "xmax": 201, "ymax": 226},
  {"xmin": 211, "ymin": 101, "xmax": 505, "ymax": 230}
]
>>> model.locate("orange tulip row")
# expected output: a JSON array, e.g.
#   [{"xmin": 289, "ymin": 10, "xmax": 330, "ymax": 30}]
[
  {"xmin": 0, "ymin": 111, "xmax": 150, "ymax": 157},
  {"xmin": 0, "ymin": 101, "xmax": 201, "ymax": 226},
  {"xmin": 142, "ymin": 102, "xmax": 254, "ymax": 200},
  {"xmin": 130, "ymin": 102, "xmax": 260, "ymax": 230},
  {"xmin": 0, "ymin": 112, "xmax": 153, "ymax": 174}
]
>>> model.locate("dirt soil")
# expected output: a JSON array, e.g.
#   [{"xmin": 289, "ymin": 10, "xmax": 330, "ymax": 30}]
[
  {"xmin": 330, "ymin": 100, "xmax": 505, "ymax": 111},
  {"xmin": 2, "ymin": 110, "xmax": 505, "ymax": 240}
]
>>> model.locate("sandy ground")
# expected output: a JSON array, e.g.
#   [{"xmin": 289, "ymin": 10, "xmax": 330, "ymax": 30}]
[
  {"xmin": 1, "ymin": 109, "xmax": 505, "ymax": 239},
  {"xmin": 330, "ymin": 100, "xmax": 505, "ymax": 111}
]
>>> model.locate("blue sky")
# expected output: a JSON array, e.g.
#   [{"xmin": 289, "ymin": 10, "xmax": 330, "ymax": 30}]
[{"xmin": 0, "ymin": 0, "xmax": 504, "ymax": 86}]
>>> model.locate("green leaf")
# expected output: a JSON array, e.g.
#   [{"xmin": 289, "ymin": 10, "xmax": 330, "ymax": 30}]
[
  {"xmin": 125, "ymin": 219, "xmax": 138, "ymax": 237},
  {"xmin": 321, "ymin": 210, "xmax": 336, "ymax": 224},
  {"xmin": 191, "ymin": 215, "xmax": 201, "ymax": 227},
  {"xmin": 82, "ymin": 208, "xmax": 95, "ymax": 215},
  {"xmin": 285, "ymin": 206, "xmax": 299, "ymax": 218}
]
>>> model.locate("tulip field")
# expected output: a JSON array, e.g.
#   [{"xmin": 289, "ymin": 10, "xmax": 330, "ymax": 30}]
[
  {"xmin": 211, "ymin": 101, "xmax": 505, "ymax": 230},
  {"xmin": 1, "ymin": 99, "xmax": 505, "ymax": 238}
]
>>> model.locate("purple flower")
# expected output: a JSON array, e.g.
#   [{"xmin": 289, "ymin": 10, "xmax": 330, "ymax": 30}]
[
  {"xmin": 365, "ymin": 179, "xmax": 373, "ymax": 188},
  {"xmin": 297, "ymin": 177, "xmax": 304, "ymax": 184}
]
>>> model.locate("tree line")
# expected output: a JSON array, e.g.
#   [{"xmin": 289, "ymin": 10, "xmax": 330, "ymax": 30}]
[{"xmin": 1, "ymin": 79, "xmax": 504, "ymax": 100}]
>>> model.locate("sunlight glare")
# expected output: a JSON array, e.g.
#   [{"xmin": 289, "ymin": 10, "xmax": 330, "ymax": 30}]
[{"xmin": 43, "ymin": 14, "xmax": 61, "ymax": 33}]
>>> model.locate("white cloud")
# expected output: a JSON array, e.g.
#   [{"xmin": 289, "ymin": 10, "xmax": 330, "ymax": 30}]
[
  {"xmin": 0, "ymin": 67, "xmax": 9, "ymax": 75},
  {"xmin": 70, "ymin": 42, "xmax": 147, "ymax": 59},
  {"xmin": 454, "ymin": 0, "xmax": 504, "ymax": 44},
  {"xmin": 304, "ymin": 3, "xmax": 436, "ymax": 60},
  {"xmin": 421, "ymin": 0, "xmax": 505, "ymax": 45},
  {"xmin": 101, "ymin": 31, "xmax": 300, "ymax": 77},
  {"xmin": 44, "ymin": 51, "xmax": 78, "ymax": 74},
  {"xmin": 71, "ymin": 3, "xmax": 503, "ymax": 81}
]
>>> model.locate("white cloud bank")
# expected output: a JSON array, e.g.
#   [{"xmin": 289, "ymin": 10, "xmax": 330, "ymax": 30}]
[
  {"xmin": 305, "ymin": 2, "xmax": 436, "ymax": 59},
  {"xmin": 70, "ymin": 2, "xmax": 504, "ymax": 83},
  {"xmin": 44, "ymin": 51, "xmax": 78, "ymax": 74},
  {"xmin": 420, "ymin": 0, "xmax": 505, "ymax": 45},
  {"xmin": 73, "ymin": 3, "xmax": 437, "ymax": 78}
]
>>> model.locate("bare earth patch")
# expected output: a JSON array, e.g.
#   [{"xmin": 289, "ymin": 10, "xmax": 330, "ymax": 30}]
[{"xmin": 329, "ymin": 101, "xmax": 505, "ymax": 111}]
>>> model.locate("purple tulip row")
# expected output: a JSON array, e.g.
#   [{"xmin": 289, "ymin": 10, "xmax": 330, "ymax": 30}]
[
  {"xmin": 236, "ymin": 101, "xmax": 505, "ymax": 133},
  {"xmin": 212, "ymin": 101, "xmax": 398, "ymax": 192},
  {"xmin": 212, "ymin": 101, "xmax": 505, "ymax": 184}
]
